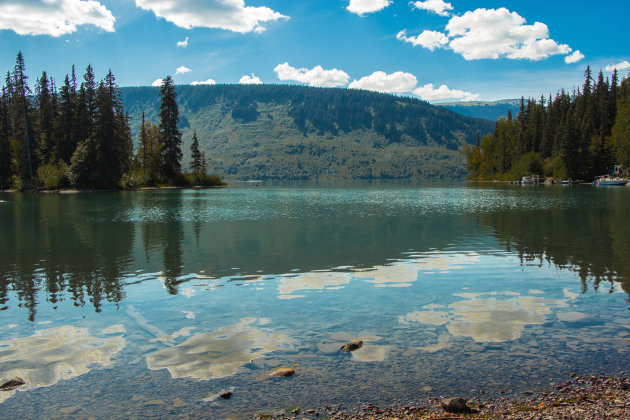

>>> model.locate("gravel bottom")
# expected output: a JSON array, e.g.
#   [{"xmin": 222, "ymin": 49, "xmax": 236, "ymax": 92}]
[{"xmin": 257, "ymin": 375, "xmax": 630, "ymax": 419}]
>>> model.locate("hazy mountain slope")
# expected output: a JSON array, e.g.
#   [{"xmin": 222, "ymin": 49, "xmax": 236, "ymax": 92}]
[
  {"xmin": 439, "ymin": 99, "xmax": 520, "ymax": 121},
  {"xmin": 120, "ymin": 85, "xmax": 494, "ymax": 180}
]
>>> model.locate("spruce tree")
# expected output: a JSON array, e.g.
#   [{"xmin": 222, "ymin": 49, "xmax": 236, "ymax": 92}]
[
  {"xmin": 12, "ymin": 52, "xmax": 36, "ymax": 179},
  {"xmin": 159, "ymin": 76, "xmax": 182, "ymax": 183},
  {"xmin": 0, "ymin": 86, "xmax": 11, "ymax": 186},
  {"xmin": 190, "ymin": 130, "xmax": 203, "ymax": 173}
]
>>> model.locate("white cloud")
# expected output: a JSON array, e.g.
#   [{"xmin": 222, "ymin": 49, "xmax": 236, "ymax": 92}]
[
  {"xmin": 0, "ymin": 0, "xmax": 115, "ymax": 37},
  {"xmin": 413, "ymin": 83, "xmax": 479, "ymax": 102},
  {"xmin": 191, "ymin": 79, "xmax": 217, "ymax": 85},
  {"xmin": 135, "ymin": 0, "xmax": 287, "ymax": 34},
  {"xmin": 399, "ymin": 7, "xmax": 572, "ymax": 62},
  {"xmin": 347, "ymin": 0, "xmax": 391, "ymax": 15},
  {"xmin": 397, "ymin": 29, "xmax": 449, "ymax": 51},
  {"xmin": 604, "ymin": 60, "xmax": 630, "ymax": 72},
  {"xmin": 445, "ymin": 8, "xmax": 571, "ymax": 61},
  {"xmin": 175, "ymin": 66, "xmax": 192, "ymax": 75},
  {"xmin": 349, "ymin": 71, "xmax": 418, "ymax": 93},
  {"xmin": 274, "ymin": 63, "xmax": 350, "ymax": 88},
  {"xmin": 412, "ymin": 0, "xmax": 453, "ymax": 17},
  {"xmin": 239, "ymin": 73, "xmax": 263, "ymax": 84},
  {"xmin": 564, "ymin": 50, "xmax": 584, "ymax": 64},
  {"xmin": 176, "ymin": 36, "xmax": 189, "ymax": 47},
  {"xmin": 152, "ymin": 78, "xmax": 163, "ymax": 87}
]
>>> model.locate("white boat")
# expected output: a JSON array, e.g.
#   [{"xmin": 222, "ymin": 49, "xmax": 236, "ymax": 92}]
[{"xmin": 595, "ymin": 176, "xmax": 629, "ymax": 186}]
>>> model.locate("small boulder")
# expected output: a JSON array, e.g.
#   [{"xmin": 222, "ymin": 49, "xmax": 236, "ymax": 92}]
[
  {"xmin": 270, "ymin": 367, "xmax": 295, "ymax": 377},
  {"xmin": 340, "ymin": 340, "xmax": 363, "ymax": 352},
  {"xmin": 441, "ymin": 397, "xmax": 477, "ymax": 414},
  {"xmin": 219, "ymin": 391, "xmax": 232, "ymax": 400},
  {"xmin": 0, "ymin": 377, "xmax": 26, "ymax": 391}
]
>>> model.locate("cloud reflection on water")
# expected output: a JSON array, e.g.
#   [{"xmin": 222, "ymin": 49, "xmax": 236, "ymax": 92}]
[
  {"xmin": 400, "ymin": 292, "xmax": 568, "ymax": 344},
  {"xmin": 145, "ymin": 318, "xmax": 296, "ymax": 380},
  {"xmin": 0, "ymin": 325, "xmax": 125, "ymax": 403}
]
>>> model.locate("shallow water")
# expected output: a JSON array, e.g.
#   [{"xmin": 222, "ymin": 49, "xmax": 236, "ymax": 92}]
[{"xmin": 1, "ymin": 182, "xmax": 629, "ymax": 418}]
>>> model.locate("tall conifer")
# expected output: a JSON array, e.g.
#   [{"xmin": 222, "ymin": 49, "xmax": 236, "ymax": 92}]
[{"xmin": 159, "ymin": 76, "xmax": 182, "ymax": 182}]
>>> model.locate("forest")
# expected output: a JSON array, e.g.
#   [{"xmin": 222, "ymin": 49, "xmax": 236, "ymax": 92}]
[
  {"xmin": 464, "ymin": 66, "xmax": 630, "ymax": 181},
  {"xmin": 0, "ymin": 52, "xmax": 222, "ymax": 190}
]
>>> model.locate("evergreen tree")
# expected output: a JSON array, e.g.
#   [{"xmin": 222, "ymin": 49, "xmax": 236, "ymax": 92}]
[
  {"xmin": 77, "ymin": 64, "xmax": 97, "ymax": 143},
  {"xmin": 11, "ymin": 52, "xmax": 36, "ymax": 179},
  {"xmin": 55, "ymin": 74, "xmax": 77, "ymax": 164},
  {"xmin": 190, "ymin": 130, "xmax": 203, "ymax": 173},
  {"xmin": 0, "ymin": 86, "xmax": 11, "ymax": 186},
  {"xmin": 159, "ymin": 76, "xmax": 182, "ymax": 182},
  {"xmin": 35, "ymin": 71, "xmax": 57, "ymax": 163},
  {"xmin": 92, "ymin": 70, "xmax": 132, "ymax": 187}
]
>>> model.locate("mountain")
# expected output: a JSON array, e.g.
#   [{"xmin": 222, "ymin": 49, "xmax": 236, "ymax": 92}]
[
  {"xmin": 439, "ymin": 99, "xmax": 520, "ymax": 122},
  {"xmin": 120, "ymin": 85, "xmax": 494, "ymax": 180}
]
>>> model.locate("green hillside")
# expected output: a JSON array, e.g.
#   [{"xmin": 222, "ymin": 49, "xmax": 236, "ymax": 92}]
[
  {"xmin": 439, "ymin": 99, "xmax": 521, "ymax": 121},
  {"xmin": 120, "ymin": 84, "xmax": 494, "ymax": 180}
]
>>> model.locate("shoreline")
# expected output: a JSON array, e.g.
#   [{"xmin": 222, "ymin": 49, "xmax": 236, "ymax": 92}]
[{"xmin": 260, "ymin": 375, "xmax": 630, "ymax": 419}]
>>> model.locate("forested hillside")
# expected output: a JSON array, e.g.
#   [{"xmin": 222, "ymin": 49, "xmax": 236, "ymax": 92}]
[
  {"xmin": 464, "ymin": 67, "xmax": 630, "ymax": 181},
  {"xmin": 121, "ymin": 84, "xmax": 494, "ymax": 180},
  {"xmin": 440, "ymin": 99, "xmax": 521, "ymax": 122}
]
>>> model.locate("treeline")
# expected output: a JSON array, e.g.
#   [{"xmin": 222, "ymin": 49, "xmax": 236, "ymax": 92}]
[
  {"xmin": 0, "ymin": 52, "xmax": 223, "ymax": 190},
  {"xmin": 121, "ymin": 83, "xmax": 494, "ymax": 150},
  {"xmin": 464, "ymin": 66, "xmax": 630, "ymax": 181}
]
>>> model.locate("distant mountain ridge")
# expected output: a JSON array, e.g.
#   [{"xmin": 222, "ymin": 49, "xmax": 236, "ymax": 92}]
[
  {"xmin": 120, "ymin": 84, "xmax": 494, "ymax": 180},
  {"xmin": 439, "ymin": 99, "xmax": 520, "ymax": 122}
]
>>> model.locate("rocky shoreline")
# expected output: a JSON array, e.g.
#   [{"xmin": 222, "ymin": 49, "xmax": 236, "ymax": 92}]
[{"xmin": 257, "ymin": 375, "xmax": 630, "ymax": 419}]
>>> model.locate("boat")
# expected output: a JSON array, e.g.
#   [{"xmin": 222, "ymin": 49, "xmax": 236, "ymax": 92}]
[{"xmin": 594, "ymin": 175, "xmax": 629, "ymax": 186}]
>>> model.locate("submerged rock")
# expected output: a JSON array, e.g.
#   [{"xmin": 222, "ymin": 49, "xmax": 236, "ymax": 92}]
[
  {"xmin": 0, "ymin": 377, "xmax": 26, "ymax": 391},
  {"xmin": 340, "ymin": 340, "xmax": 363, "ymax": 352},
  {"xmin": 270, "ymin": 367, "xmax": 295, "ymax": 377},
  {"xmin": 219, "ymin": 391, "xmax": 232, "ymax": 400}
]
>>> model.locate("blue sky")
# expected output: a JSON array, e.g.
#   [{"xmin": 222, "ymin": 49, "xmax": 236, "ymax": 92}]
[{"xmin": 0, "ymin": 0, "xmax": 628, "ymax": 102}]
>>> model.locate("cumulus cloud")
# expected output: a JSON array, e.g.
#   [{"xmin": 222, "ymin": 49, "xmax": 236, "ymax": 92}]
[
  {"xmin": 604, "ymin": 60, "xmax": 630, "ymax": 72},
  {"xmin": 412, "ymin": 0, "xmax": 453, "ymax": 17},
  {"xmin": 446, "ymin": 8, "xmax": 571, "ymax": 60},
  {"xmin": 135, "ymin": 0, "xmax": 287, "ymax": 33},
  {"xmin": 239, "ymin": 73, "xmax": 263, "ymax": 84},
  {"xmin": 347, "ymin": 0, "xmax": 391, "ymax": 15},
  {"xmin": 397, "ymin": 29, "xmax": 449, "ymax": 51},
  {"xmin": 349, "ymin": 71, "xmax": 418, "ymax": 93},
  {"xmin": 175, "ymin": 66, "xmax": 192, "ymax": 75},
  {"xmin": 274, "ymin": 62, "xmax": 350, "ymax": 88},
  {"xmin": 0, "ymin": 0, "xmax": 115, "ymax": 37},
  {"xmin": 399, "ymin": 7, "xmax": 572, "ymax": 61},
  {"xmin": 152, "ymin": 78, "xmax": 163, "ymax": 87},
  {"xmin": 413, "ymin": 83, "xmax": 479, "ymax": 102},
  {"xmin": 191, "ymin": 78, "xmax": 217, "ymax": 85},
  {"xmin": 564, "ymin": 50, "xmax": 584, "ymax": 64},
  {"xmin": 176, "ymin": 36, "xmax": 189, "ymax": 47}
]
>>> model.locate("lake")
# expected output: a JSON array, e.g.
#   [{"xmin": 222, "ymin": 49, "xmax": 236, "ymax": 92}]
[{"xmin": 1, "ymin": 182, "xmax": 629, "ymax": 418}]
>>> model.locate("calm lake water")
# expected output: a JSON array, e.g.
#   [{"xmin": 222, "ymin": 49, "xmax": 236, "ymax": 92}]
[{"xmin": 1, "ymin": 182, "xmax": 629, "ymax": 418}]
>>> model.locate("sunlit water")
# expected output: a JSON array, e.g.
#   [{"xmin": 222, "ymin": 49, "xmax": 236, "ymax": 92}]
[{"xmin": 1, "ymin": 182, "xmax": 629, "ymax": 418}]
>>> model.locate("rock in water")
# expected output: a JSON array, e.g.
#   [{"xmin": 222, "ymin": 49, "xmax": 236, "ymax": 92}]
[
  {"xmin": 340, "ymin": 340, "xmax": 363, "ymax": 352},
  {"xmin": 270, "ymin": 367, "xmax": 295, "ymax": 377},
  {"xmin": 441, "ymin": 397, "xmax": 476, "ymax": 414},
  {"xmin": 0, "ymin": 377, "xmax": 26, "ymax": 391},
  {"xmin": 219, "ymin": 391, "xmax": 232, "ymax": 400}
]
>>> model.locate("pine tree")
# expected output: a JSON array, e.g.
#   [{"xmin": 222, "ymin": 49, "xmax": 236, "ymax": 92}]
[
  {"xmin": 190, "ymin": 130, "xmax": 203, "ymax": 173},
  {"xmin": 159, "ymin": 76, "xmax": 182, "ymax": 183},
  {"xmin": 12, "ymin": 52, "xmax": 36, "ymax": 179},
  {"xmin": 55, "ymin": 74, "xmax": 77, "ymax": 164},
  {"xmin": 35, "ymin": 71, "xmax": 57, "ymax": 163},
  {"xmin": 0, "ymin": 86, "xmax": 11, "ymax": 186},
  {"xmin": 92, "ymin": 70, "xmax": 132, "ymax": 187},
  {"xmin": 77, "ymin": 64, "xmax": 97, "ymax": 142}
]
